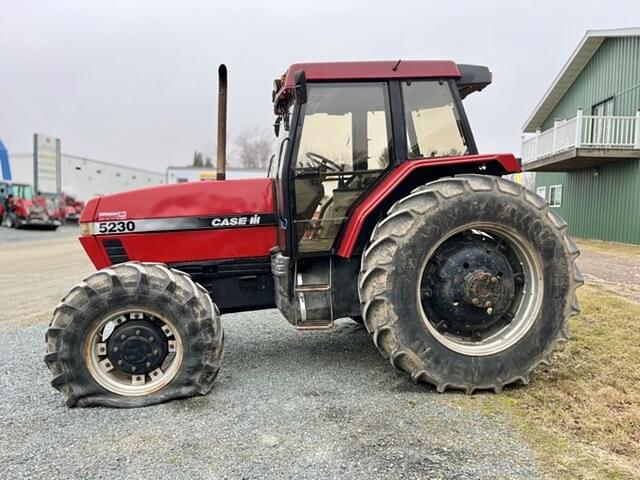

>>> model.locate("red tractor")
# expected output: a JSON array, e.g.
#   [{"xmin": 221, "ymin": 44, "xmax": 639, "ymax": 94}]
[
  {"xmin": 46, "ymin": 61, "xmax": 582, "ymax": 408},
  {"xmin": 1, "ymin": 182, "xmax": 60, "ymax": 230},
  {"xmin": 61, "ymin": 192, "xmax": 84, "ymax": 223}
]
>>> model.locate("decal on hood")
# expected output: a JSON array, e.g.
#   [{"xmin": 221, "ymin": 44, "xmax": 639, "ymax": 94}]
[
  {"xmin": 97, "ymin": 211, "xmax": 128, "ymax": 221},
  {"xmin": 92, "ymin": 213, "xmax": 276, "ymax": 235}
]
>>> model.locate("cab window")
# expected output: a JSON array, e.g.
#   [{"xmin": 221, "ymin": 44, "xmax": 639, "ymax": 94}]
[
  {"xmin": 402, "ymin": 80, "xmax": 468, "ymax": 158},
  {"xmin": 292, "ymin": 82, "xmax": 392, "ymax": 253}
]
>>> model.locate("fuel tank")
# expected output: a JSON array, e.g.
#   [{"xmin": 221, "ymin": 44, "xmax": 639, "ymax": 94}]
[{"xmin": 79, "ymin": 178, "xmax": 277, "ymax": 269}]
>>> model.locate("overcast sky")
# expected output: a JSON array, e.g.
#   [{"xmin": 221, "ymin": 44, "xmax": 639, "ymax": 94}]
[{"xmin": 1, "ymin": 0, "xmax": 639, "ymax": 171}]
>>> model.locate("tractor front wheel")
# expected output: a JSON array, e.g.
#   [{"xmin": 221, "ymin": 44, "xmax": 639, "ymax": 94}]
[
  {"xmin": 358, "ymin": 175, "xmax": 582, "ymax": 393},
  {"xmin": 45, "ymin": 262, "xmax": 223, "ymax": 407},
  {"xmin": 5, "ymin": 213, "xmax": 17, "ymax": 228}
]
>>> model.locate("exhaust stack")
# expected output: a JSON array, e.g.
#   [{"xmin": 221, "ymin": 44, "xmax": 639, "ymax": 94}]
[{"xmin": 216, "ymin": 64, "xmax": 228, "ymax": 180}]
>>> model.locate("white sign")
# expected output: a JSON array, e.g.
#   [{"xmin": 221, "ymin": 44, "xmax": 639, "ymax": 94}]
[{"xmin": 34, "ymin": 134, "xmax": 61, "ymax": 194}]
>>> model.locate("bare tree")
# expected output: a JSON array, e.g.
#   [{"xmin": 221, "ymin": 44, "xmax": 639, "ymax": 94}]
[{"xmin": 233, "ymin": 127, "xmax": 274, "ymax": 169}]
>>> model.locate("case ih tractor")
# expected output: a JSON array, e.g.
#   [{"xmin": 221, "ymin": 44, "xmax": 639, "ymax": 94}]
[
  {"xmin": 1, "ymin": 182, "xmax": 60, "ymax": 230},
  {"xmin": 46, "ymin": 61, "xmax": 582, "ymax": 408},
  {"xmin": 61, "ymin": 193, "xmax": 84, "ymax": 223}
]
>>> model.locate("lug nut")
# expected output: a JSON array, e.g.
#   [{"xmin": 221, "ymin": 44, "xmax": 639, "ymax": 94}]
[
  {"xmin": 149, "ymin": 336, "xmax": 154, "ymax": 342},
  {"xmin": 113, "ymin": 346, "xmax": 119, "ymax": 352},
  {"xmin": 135, "ymin": 329, "xmax": 141, "ymax": 336},
  {"xmin": 146, "ymin": 362, "xmax": 151, "ymax": 368},
  {"xmin": 117, "ymin": 360, "xmax": 123, "ymax": 366},
  {"xmin": 486, "ymin": 307, "xmax": 494, "ymax": 315},
  {"xmin": 120, "ymin": 334, "xmax": 126, "ymax": 340},
  {"xmin": 491, "ymin": 276, "xmax": 498, "ymax": 284},
  {"xmin": 131, "ymin": 366, "xmax": 137, "ymax": 372}
]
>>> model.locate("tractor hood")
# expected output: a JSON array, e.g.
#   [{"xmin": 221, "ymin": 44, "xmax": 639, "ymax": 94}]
[
  {"xmin": 79, "ymin": 178, "xmax": 277, "ymax": 269},
  {"xmin": 82, "ymin": 178, "xmax": 275, "ymax": 224}
]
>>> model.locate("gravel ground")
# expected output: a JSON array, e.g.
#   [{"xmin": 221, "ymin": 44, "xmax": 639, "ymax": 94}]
[
  {"xmin": 0, "ymin": 233, "xmax": 543, "ymax": 479},
  {"xmin": 0, "ymin": 227, "xmax": 93, "ymax": 331},
  {"xmin": 0, "ymin": 223, "xmax": 79, "ymax": 243},
  {"xmin": 0, "ymin": 320, "xmax": 541, "ymax": 480},
  {"xmin": 576, "ymin": 242, "xmax": 640, "ymax": 303}
]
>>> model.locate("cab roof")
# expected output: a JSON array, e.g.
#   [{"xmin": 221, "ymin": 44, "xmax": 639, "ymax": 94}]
[
  {"xmin": 273, "ymin": 60, "xmax": 491, "ymax": 113},
  {"xmin": 282, "ymin": 60, "xmax": 460, "ymax": 87}
]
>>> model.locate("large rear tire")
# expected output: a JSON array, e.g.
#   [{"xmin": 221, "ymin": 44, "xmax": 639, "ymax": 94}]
[
  {"xmin": 358, "ymin": 175, "xmax": 582, "ymax": 393},
  {"xmin": 45, "ymin": 262, "xmax": 223, "ymax": 407}
]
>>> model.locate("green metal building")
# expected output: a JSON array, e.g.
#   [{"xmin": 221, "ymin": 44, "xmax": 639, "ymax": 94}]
[{"xmin": 522, "ymin": 28, "xmax": 640, "ymax": 244}]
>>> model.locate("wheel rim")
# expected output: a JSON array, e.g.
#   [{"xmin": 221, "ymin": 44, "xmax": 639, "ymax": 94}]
[
  {"xmin": 417, "ymin": 223, "xmax": 543, "ymax": 357},
  {"xmin": 84, "ymin": 309, "xmax": 184, "ymax": 396}
]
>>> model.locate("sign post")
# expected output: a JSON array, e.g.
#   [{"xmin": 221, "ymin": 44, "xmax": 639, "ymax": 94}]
[{"xmin": 33, "ymin": 134, "xmax": 61, "ymax": 194}]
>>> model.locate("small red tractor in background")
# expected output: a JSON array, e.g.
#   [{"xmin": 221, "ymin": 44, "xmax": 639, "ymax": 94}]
[
  {"xmin": 0, "ymin": 181, "xmax": 60, "ymax": 230},
  {"xmin": 45, "ymin": 192, "xmax": 84, "ymax": 224},
  {"xmin": 61, "ymin": 192, "xmax": 84, "ymax": 223},
  {"xmin": 45, "ymin": 61, "xmax": 582, "ymax": 408}
]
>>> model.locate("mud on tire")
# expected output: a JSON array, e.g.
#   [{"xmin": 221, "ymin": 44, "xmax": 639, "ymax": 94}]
[
  {"xmin": 45, "ymin": 262, "xmax": 223, "ymax": 407},
  {"xmin": 358, "ymin": 174, "xmax": 583, "ymax": 394}
]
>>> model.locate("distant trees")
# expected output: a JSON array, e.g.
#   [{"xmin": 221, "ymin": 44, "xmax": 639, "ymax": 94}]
[
  {"xmin": 234, "ymin": 127, "xmax": 274, "ymax": 169},
  {"xmin": 193, "ymin": 151, "xmax": 213, "ymax": 168},
  {"xmin": 191, "ymin": 127, "xmax": 274, "ymax": 170},
  {"xmin": 192, "ymin": 151, "xmax": 204, "ymax": 167}
]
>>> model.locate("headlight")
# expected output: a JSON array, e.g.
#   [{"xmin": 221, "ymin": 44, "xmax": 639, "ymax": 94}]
[{"xmin": 79, "ymin": 222, "xmax": 93, "ymax": 236}]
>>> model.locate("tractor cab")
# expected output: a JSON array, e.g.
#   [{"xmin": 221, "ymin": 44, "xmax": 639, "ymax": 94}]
[{"xmin": 270, "ymin": 61, "xmax": 490, "ymax": 259}]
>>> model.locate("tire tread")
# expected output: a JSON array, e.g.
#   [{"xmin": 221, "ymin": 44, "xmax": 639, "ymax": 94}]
[{"xmin": 358, "ymin": 174, "xmax": 582, "ymax": 394}]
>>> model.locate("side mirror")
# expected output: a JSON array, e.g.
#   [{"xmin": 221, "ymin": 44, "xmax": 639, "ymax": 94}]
[
  {"xmin": 272, "ymin": 78, "xmax": 282, "ymax": 103},
  {"xmin": 274, "ymin": 116, "xmax": 281, "ymax": 137},
  {"xmin": 294, "ymin": 70, "xmax": 307, "ymax": 105}
]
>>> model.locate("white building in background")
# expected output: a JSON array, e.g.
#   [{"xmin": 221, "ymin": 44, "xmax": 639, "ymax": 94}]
[
  {"xmin": 9, "ymin": 152, "xmax": 165, "ymax": 200},
  {"xmin": 166, "ymin": 166, "xmax": 267, "ymax": 183}
]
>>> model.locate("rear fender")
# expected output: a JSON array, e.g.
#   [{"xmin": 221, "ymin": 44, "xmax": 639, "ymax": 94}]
[{"xmin": 336, "ymin": 153, "xmax": 520, "ymax": 258}]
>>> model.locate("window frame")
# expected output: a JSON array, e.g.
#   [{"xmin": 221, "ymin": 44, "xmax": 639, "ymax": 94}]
[
  {"xmin": 536, "ymin": 186, "xmax": 546, "ymax": 200},
  {"xmin": 591, "ymin": 97, "xmax": 615, "ymax": 145},
  {"xmin": 286, "ymin": 80, "xmax": 397, "ymax": 258},
  {"xmin": 592, "ymin": 97, "xmax": 614, "ymax": 117},
  {"xmin": 398, "ymin": 79, "xmax": 477, "ymax": 160},
  {"xmin": 549, "ymin": 184, "xmax": 563, "ymax": 208},
  {"xmin": 290, "ymin": 81, "xmax": 395, "ymax": 174}
]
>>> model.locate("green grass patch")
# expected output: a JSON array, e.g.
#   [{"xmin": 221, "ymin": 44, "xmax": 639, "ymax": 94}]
[{"xmin": 463, "ymin": 285, "xmax": 640, "ymax": 479}]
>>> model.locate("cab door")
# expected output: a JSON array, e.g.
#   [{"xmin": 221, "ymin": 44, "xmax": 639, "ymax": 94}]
[{"xmin": 287, "ymin": 82, "xmax": 394, "ymax": 256}]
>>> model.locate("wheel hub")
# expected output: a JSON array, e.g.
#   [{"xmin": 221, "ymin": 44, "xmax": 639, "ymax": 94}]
[
  {"xmin": 463, "ymin": 271, "xmax": 502, "ymax": 308},
  {"xmin": 422, "ymin": 235, "xmax": 517, "ymax": 339},
  {"xmin": 107, "ymin": 320, "xmax": 168, "ymax": 375}
]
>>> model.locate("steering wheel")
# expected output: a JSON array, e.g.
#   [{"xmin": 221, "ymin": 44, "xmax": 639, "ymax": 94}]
[{"xmin": 305, "ymin": 152, "xmax": 344, "ymax": 173}]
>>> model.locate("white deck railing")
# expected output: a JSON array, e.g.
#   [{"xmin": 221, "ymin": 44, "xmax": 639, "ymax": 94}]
[{"xmin": 522, "ymin": 109, "xmax": 640, "ymax": 164}]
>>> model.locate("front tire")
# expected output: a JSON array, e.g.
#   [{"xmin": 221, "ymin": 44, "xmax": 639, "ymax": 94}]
[
  {"xmin": 45, "ymin": 262, "xmax": 223, "ymax": 407},
  {"xmin": 6, "ymin": 213, "xmax": 17, "ymax": 228},
  {"xmin": 358, "ymin": 175, "xmax": 582, "ymax": 393}
]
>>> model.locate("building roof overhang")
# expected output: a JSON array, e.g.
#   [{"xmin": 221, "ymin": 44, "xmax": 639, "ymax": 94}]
[{"xmin": 523, "ymin": 27, "xmax": 640, "ymax": 133}]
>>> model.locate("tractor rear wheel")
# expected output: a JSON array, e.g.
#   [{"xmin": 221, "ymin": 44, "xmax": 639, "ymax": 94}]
[
  {"xmin": 45, "ymin": 262, "xmax": 223, "ymax": 407},
  {"xmin": 358, "ymin": 175, "xmax": 582, "ymax": 393}
]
